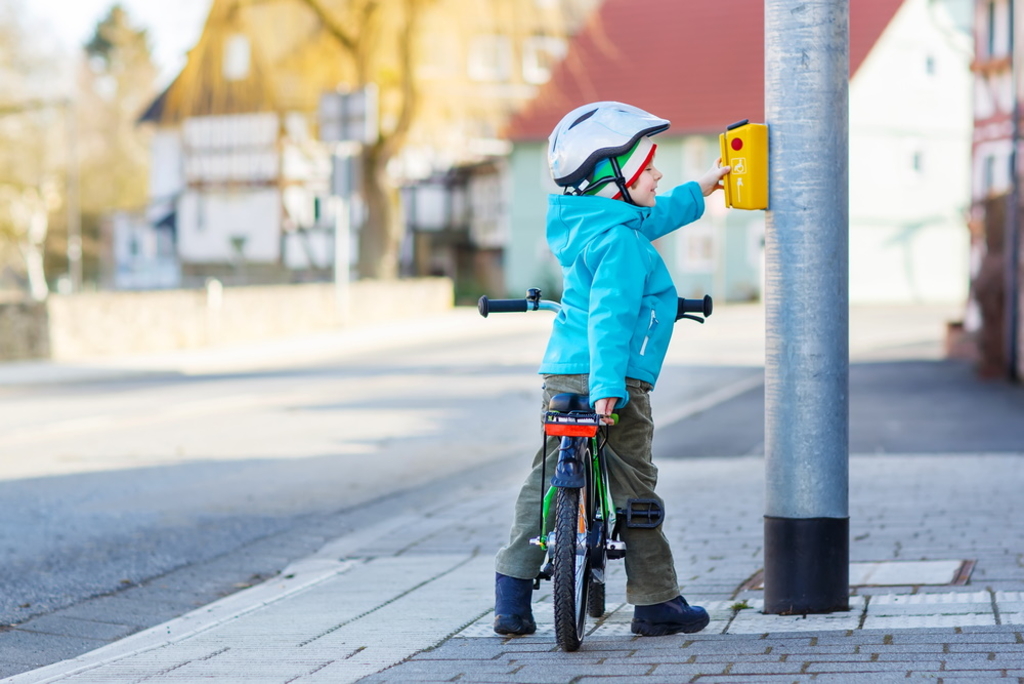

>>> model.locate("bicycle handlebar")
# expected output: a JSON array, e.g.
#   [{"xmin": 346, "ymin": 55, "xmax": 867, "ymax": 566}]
[
  {"xmin": 478, "ymin": 290, "xmax": 713, "ymax": 323},
  {"xmin": 677, "ymin": 295, "xmax": 713, "ymax": 321},
  {"xmin": 477, "ymin": 296, "xmax": 529, "ymax": 317}
]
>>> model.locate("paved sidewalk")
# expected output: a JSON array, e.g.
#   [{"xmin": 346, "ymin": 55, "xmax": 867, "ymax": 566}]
[
  {"xmin": 4, "ymin": 303, "xmax": 1024, "ymax": 683},
  {"xmin": 5, "ymin": 449, "xmax": 1024, "ymax": 683}
]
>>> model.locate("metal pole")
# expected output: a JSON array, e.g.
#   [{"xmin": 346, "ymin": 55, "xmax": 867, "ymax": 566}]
[
  {"xmin": 1007, "ymin": 0, "xmax": 1021, "ymax": 382},
  {"xmin": 763, "ymin": 0, "xmax": 850, "ymax": 614},
  {"xmin": 333, "ymin": 145, "xmax": 356, "ymax": 323},
  {"xmin": 66, "ymin": 98, "xmax": 82, "ymax": 292}
]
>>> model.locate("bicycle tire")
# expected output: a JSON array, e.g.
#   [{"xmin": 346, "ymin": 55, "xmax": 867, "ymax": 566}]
[
  {"xmin": 587, "ymin": 577, "xmax": 605, "ymax": 618},
  {"xmin": 552, "ymin": 479, "xmax": 590, "ymax": 651}
]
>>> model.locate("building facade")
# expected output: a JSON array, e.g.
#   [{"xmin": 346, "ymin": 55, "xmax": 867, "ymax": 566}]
[
  {"xmin": 130, "ymin": 0, "xmax": 597, "ymax": 290},
  {"xmin": 503, "ymin": 0, "xmax": 974, "ymax": 310},
  {"xmin": 970, "ymin": 0, "xmax": 1024, "ymax": 379}
]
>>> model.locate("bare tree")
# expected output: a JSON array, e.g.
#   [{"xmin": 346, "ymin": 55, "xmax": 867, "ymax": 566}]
[
  {"xmin": 145, "ymin": 0, "xmax": 589, "ymax": 281},
  {"xmin": 0, "ymin": 0, "xmax": 65, "ymax": 297},
  {"xmin": 81, "ymin": 4, "xmax": 158, "ymax": 213},
  {"xmin": 0, "ymin": 183, "xmax": 60, "ymax": 300},
  {"xmin": 293, "ymin": 0, "xmax": 428, "ymax": 279},
  {"xmin": 292, "ymin": 0, "xmax": 586, "ymax": 279}
]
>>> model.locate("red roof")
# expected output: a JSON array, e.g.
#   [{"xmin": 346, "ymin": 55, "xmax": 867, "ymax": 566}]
[{"xmin": 508, "ymin": 0, "xmax": 904, "ymax": 140}]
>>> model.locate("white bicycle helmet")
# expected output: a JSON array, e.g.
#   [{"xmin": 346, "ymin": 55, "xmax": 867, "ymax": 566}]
[{"xmin": 547, "ymin": 101, "xmax": 670, "ymax": 203}]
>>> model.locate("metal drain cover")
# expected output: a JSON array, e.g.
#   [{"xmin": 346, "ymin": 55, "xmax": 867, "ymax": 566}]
[
  {"xmin": 849, "ymin": 560, "xmax": 974, "ymax": 587},
  {"xmin": 740, "ymin": 559, "xmax": 975, "ymax": 591}
]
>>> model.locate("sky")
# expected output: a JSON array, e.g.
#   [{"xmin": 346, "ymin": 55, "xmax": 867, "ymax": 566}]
[{"xmin": 25, "ymin": 0, "xmax": 213, "ymax": 87}]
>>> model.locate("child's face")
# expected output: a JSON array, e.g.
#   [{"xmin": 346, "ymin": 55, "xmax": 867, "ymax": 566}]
[{"xmin": 629, "ymin": 160, "xmax": 663, "ymax": 207}]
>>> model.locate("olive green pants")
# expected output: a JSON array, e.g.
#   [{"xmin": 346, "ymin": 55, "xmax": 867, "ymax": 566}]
[{"xmin": 494, "ymin": 374, "xmax": 680, "ymax": 606}]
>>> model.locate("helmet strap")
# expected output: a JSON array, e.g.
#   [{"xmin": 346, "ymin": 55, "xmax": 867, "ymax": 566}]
[
  {"xmin": 567, "ymin": 178, "xmax": 590, "ymax": 196},
  {"xmin": 608, "ymin": 156, "xmax": 635, "ymax": 205}
]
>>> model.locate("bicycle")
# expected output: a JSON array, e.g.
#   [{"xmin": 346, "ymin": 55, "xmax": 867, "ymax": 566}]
[{"xmin": 478, "ymin": 288, "xmax": 713, "ymax": 651}]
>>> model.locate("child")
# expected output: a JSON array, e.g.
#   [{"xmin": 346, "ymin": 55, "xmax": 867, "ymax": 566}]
[{"xmin": 494, "ymin": 101, "xmax": 730, "ymax": 637}]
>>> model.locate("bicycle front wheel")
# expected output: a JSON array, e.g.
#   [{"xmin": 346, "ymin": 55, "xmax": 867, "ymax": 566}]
[{"xmin": 552, "ymin": 483, "xmax": 589, "ymax": 651}]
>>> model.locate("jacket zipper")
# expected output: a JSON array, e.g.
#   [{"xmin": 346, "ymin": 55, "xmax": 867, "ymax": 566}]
[{"xmin": 639, "ymin": 308, "xmax": 658, "ymax": 356}]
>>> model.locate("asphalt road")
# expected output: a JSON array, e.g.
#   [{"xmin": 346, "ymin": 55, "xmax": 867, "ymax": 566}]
[{"xmin": 654, "ymin": 358, "xmax": 1024, "ymax": 459}]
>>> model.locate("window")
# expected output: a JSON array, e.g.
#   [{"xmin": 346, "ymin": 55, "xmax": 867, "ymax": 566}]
[
  {"xmin": 985, "ymin": 0, "xmax": 1010, "ymax": 59},
  {"xmin": 223, "ymin": 34, "xmax": 251, "ymax": 81},
  {"xmin": 987, "ymin": 1, "xmax": 997, "ymax": 58},
  {"xmin": 679, "ymin": 224, "xmax": 716, "ymax": 273},
  {"xmin": 522, "ymin": 36, "xmax": 567, "ymax": 84},
  {"xmin": 468, "ymin": 35, "xmax": 513, "ymax": 82}
]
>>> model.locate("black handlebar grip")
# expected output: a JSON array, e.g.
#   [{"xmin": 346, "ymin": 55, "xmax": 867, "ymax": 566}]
[
  {"xmin": 677, "ymin": 295, "xmax": 714, "ymax": 319},
  {"xmin": 478, "ymin": 296, "xmax": 529, "ymax": 317}
]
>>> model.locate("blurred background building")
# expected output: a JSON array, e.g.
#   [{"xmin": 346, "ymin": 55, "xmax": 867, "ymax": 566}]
[
  {"xmin": 129, "ymin": 0, "xmax": 597, "ymax": 293},
  {"xmin": 4, "ymin": 0, "xmax": 1023, "ymax": 379},
  {"xmin": 968, "ymin": 0, "xmax": 1024, "ymax": 379},
  {"xmin": 504, "ymin": 0, "xmax": 973, "ymax": 308}
]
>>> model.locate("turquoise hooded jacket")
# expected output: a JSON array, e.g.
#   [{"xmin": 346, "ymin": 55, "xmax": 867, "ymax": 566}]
[{"xmin": 538, "ymin": 182, "xmax": 705, "ymax": 407}]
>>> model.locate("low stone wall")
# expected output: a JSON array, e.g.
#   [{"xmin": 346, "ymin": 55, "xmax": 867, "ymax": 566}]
[
  {"xmin": 1, "ymin": 278, "xmax": 453, "ymax": 362},
  {"xmin": 0, "ymin": 300, "xmax": 50, "ymax": 361}
]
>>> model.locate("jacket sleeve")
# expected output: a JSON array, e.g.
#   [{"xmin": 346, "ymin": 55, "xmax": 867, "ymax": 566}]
[
  {"xmin": 639, "ymin": 181, "xmax": 705, "ymax": 241},
  {"xmin": 582, "ymin": 229, "xmax": 648, "ymax": 407}
]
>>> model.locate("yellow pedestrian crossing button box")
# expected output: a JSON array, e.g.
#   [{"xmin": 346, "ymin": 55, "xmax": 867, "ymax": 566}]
[{"xmin": 719, "ymin": 119, "xmax": 768, "ymax": 210}]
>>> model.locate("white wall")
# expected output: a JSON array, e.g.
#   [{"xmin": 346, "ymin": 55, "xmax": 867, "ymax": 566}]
[
  {"xmin": 178, "ymin": 189, "xmax": 282, "ymax": 263},
  {"xmin": 848, "ymin": 0, "xmax": 973, "ymax": 303},
  {"xmin": 111, "ymin": 212, "xmax": 180, "ymax": 290},
  {"xmin": 149, "ymin": 129, "xmax": 184, "ymax": 202}
]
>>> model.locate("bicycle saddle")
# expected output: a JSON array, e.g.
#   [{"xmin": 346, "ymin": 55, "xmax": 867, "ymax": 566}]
[{"xmin": 548, "ymin": 393, "xmax": 591, "ymax": 413}]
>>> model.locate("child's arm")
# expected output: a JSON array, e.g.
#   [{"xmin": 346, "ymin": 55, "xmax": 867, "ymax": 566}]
[{"xmin": 641, "ymin": 161, "xmax": 730, "ymax": 241}]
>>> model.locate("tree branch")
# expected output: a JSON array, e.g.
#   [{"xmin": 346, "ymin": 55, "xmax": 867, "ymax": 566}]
[
  {"xmin": 381, "ymin": 0, "xmax": 420, "ymax": 159},
  {"xmin": 295, "ymin": 0, "xmax": 357, "ymax": 54}
]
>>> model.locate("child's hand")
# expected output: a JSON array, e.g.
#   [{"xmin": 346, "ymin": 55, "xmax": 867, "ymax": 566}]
[
  {"xmin": 594, "ymin": 397, "xmax": 617, "ymax": 425},
  {"xmin": 697, "ymin": 159, "xmax": 731, "ymax": 197}
]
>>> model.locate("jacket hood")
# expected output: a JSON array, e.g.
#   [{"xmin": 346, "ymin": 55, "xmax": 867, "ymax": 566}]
[{"xmin": 546, "ymin": 194, "xmax": 648, "ymax": 267}]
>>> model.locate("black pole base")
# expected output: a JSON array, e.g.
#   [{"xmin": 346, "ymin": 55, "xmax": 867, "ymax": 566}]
[{"xmin": 764, "ymin": 515, "xmax": 849, "ymax": 615}]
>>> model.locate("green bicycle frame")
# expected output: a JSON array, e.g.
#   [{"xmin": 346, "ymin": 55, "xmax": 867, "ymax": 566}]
[{"xmin": 535, "ymin": 424, "xmax": 618, "ymax": 551}]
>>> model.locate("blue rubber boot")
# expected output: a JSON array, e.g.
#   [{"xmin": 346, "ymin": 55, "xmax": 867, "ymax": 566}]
[
  {"xmin": 631, "ymin": 595, "xmax": 709, "ymax": 636},
  {"xmin": 493, "ymin": 573, "xmax": 536, "ymax": 635}
]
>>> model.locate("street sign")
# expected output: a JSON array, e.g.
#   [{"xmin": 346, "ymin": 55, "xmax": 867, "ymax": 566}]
[{"xmin": 318, "ymin": 85, "xmax": 379, "ymax": 145}]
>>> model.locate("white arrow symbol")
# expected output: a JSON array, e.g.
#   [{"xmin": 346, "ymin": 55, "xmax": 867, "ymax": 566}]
[{"xmin": 736, "ymin": 178, "xmax": 744, "ymax": 203}]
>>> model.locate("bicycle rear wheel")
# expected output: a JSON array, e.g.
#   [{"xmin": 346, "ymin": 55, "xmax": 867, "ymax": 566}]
[{"xmin": 552, "ymin": 482, "xmax": 590, "ymax": 651}]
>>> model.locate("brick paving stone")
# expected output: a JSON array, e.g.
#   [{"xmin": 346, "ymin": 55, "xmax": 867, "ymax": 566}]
[
  {"xmin": 725, "ymin": 661, "xmax": 813, "ymax": 675},
  {"xmin": 869, "ymin": 646, "xmax": 951, "ymax": 656},
  {"xmin": 944, "ymin": 653, "xmax": 1024, "ymax": 666},
  {"xmin": 916, "ymin": 672, "xmax": 1010, "ymax": 680},
  {"xmin": 647, "ymin": 662, "xmax": 728, "ymax": 677},
  {"xmin": 929, "ymin": 675, "xmax": 1015, "ymax": 679},
  {"xmin": 690, "ymin": 677, "xmax": 818, "ymax": 684},
  {"xmin": 688, "ymin": 654, "xmax": 795, "ymax": 664},
  {"xmin": 947, "ymin": 642, "xmax": 1024, "ymax": 652},
  {"xmin": 805, "ymin": 675, "xmax": 931, "ymax": 683},
  {"xmin": 805, "ymin": 660, "xmax": 945, "ymax": 673},
  {"xmin": 768, "ymin": 644, "xmax": 885, "ymax": 655}
]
